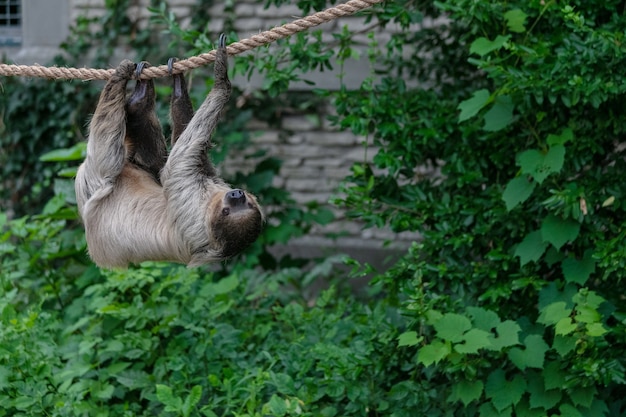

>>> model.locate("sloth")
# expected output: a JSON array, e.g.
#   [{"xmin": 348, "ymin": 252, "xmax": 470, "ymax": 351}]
[{"xmin": 75, "ymin": 35, "xmax": 263, "ymax": 268}]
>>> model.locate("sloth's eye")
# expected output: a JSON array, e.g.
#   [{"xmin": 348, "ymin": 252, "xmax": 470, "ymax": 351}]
[{"xmin": 222, "ymin": 207, "xmax": 230, "ymax": 216}]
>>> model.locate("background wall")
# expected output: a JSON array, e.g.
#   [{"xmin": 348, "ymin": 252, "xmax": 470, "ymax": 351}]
[{"xmin": 2, "ymin": 0, "xmax": 423, "ymax": 264}]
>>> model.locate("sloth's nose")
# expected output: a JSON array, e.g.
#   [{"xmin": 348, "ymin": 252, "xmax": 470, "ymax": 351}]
[{"xmin": 226, "ymin": 189, "xmax": 246, "ymax": 205}]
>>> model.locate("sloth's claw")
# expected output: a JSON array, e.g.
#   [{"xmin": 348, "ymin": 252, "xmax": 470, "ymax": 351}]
[
  {"xmin": 135, "ymin": 61, "xmax": 149, "ymax": 79},
  {"xmin": 167, "ymin": 57, "xmax": 178, "ymax": 75}
]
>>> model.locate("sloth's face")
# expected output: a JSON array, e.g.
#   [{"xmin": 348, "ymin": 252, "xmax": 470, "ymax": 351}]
[{"xmin": 208, "ymin": 189, "xmax": 263, "ymax": 258}]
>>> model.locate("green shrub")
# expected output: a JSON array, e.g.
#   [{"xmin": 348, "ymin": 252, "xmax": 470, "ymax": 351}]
[{"xmin": 332, "ymin": 0, "xmax": 626, "ymax": 414}]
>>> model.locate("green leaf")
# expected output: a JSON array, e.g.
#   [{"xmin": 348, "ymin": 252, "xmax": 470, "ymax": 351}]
[
  {"xmin": 503, "ymin": 176, "xmax": 536, "ymax": 211},
  {"xmin": 470, "ymin": 35, "xmax": 511, "ymax": 56},
  {"xmin": 273, "ymin": 373, "xmax": 296, "ymax": 395},
  {"xmin": 544, "ymin": 145, "xmax": 565, "ymax": 175},
  {"xmin": 527, "ymin": 372, "xmax": 562, "ymax": 410},
  {"xmin": 467, "ymin": 306, "xmax": 500, "ymax": 331},
  {"xmin": 515, "ymin": 398, "xmax": 549, "ymax": 417},
  {"xmin": 504, "ymin": 9, "xmax": 528, "ymax": 33},
  {"xmin": 575, "ymin": 305, "xmax": 600, "ymax": 324},
  {"xmin": 559, "ymin": 403, "xmax": 584, "ymax": 417},
  {"xmin": 182, "ymin": 385, "xmax": 202, "ymax": 417},
  {"xmin": 552, "ymin": 335, "xmax": 576, "ymax": 357},
  {"xmin": 417, "ymin": 340, "xmax": 451, "ymax": 366},
  {"xmin": 479, "ymin": 402, "xmax": 512, "ymax": 417},
  {"xmin": 490, "ymin": 320, "xmax": 521, "ymax": 350},
  {"xmin": 434, "ymin": 313, "xmax": 472, "ymax": 342},
  {"xmin": 508, "ymin": 334, "xmax": 549, "ymax": 370},
  {"xmin": 538, "ymin": 301, "xmax": 572, "ymax": 325},
  {"xmin": 585, "ymin": 322, "xmax": 607, "ymax": 337},
  {"xmin": 57, "ymin": 167, "xmax": 79, "ymax": 178},
  {"xmin": 398, "ymin": 331, "xmax": 421, "ymax": 347},
  {"xmin": 547, "ymin": 128, "xmax": 574, "ymax": 146},
  {"xmin": 543, "ymin": 361, "xmax": 567, "ymax": 390},
  {"xmin": 514, "ymin": 231, "xmax": 548, "ymax": 266},
  {"xmin": 540, "ymin": 214, "xmax": 580, "ymax": 250},
  {"xmin": 573, "ymin": 289, "xmax": 606, "ymax": 309},
  {"xmin": 458, "ymin": 89, "xmax": 490, "ymax": 122},
  {"xmin": 455, "ymin": 328, "xmax": 492, "ymax": 354},
  {"xmin": 562, "ymin": 253, "xmax": 595, "ymax": 285},
  {"xmin": 93, "ymin": 383, "xmax": 115, "ymax": 400},
  {"xmin": 483, "ymin": 95, "xmax": 514, "ymax": 131},
  {"xmin": 555, "ymin": 317, "xmax": 577, "ymax": 335},
  {"xmin": 268, "ymin": 394, "xmax": 288, "ymax": 416},
  {"xmin": 39, "ymin": 142, "xmax": 86, "ymax": 162},
  {"xmin": 156, "ymin": 384, "xmax": 182, "ymax": 411},
  {"xmin": 485, "ymin": 370, "xmax": 526, "ymax": 412},
  {"xmin": 451, "ymin": 379, "xmax": 483, "ymax": 406},
  {"xmin": 13, "ymin": 396, "xmax": 36, "ymax": 410},
  {"xmin": 200, "ymin": 274, "xmax": 239, "ymax": 297},
  {"xmin": 518, "ymin": 150, "xmax": 544, "ymax": 177},
  {"xmin": 517, "ymin": 145, "xmax": 565, "ymax": 184},
  {"xmin": 569, "ymin": 386, "xmax": 596, "ymax": 408}
]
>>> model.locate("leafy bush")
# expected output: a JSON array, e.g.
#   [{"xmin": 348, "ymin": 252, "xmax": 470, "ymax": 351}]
[{"xmin": 332, "ymin": 0, "xmax": 626, "ymax": 414}]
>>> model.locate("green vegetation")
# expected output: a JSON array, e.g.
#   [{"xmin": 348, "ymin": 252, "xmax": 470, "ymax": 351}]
[{"xmin": 2, "ymin": 0, "xmax": 626, "ymax": 415}]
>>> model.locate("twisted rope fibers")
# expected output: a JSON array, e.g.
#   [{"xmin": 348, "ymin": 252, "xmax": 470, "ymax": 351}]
[{"xmin": 0, "ymin": 0, "xmax": 383, "ymax": 81}]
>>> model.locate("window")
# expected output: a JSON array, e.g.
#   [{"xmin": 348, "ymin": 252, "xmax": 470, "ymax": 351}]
[{"xmin": 0, "ymin": 0, "xmax": 20, "ymax": 46}]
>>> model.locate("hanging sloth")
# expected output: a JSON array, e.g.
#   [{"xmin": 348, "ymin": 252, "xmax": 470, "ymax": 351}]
[{"xmin": 75, "ymin": 35, "xmax": 263, "ymax": 268}]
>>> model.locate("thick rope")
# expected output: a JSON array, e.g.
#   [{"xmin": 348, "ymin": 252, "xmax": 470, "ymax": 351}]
[{"xmin": 0, "ymin": 0, "xmax": 383, "ymax": 81}]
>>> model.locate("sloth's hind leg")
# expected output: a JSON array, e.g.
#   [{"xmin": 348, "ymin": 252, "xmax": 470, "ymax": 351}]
[
  {"xmin": 77, "ymin": 59, "xmax": 135, "ymax": 204},
  {"xmin": 125, "ymin": 61, "xmax": 167, "ymax": 182}
]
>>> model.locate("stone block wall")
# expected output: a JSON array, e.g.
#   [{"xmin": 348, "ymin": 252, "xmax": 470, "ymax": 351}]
[{"xmin": 15, "ymin": 0, "xmax": 424, "ymax": 262}]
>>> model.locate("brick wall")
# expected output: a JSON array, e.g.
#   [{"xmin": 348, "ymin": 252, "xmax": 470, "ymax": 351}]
[{"xmin": 77, "ymin": 1, "xmax": 423, "ymax": 261}]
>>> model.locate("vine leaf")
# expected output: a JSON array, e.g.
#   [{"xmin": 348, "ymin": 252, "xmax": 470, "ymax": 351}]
[
  {"xmin": 527, "ymin": 372, "xmax": 562, "ymax": 410},
  {"xmin": 469, "ymin": 35, "xmax": 511, "ymax": 56},
  {"xmin": 455, "ymin": 328, "xmax": 492, "ymax": 354},
  {"xmin": 547, "ymin": 128, "xmax": 574, "ymax": 146},
  {"xmin": 434, "ymin": 313, "xmax": 472, "ymax": 343},
  {"xmin": 554, "ymin": 317, "xmax": 577, "ymax": 336},
  {"xmin": 537, "ymin": 301, "xmax": 571, "ymax": 326},
  {"xmin": 156, "ymin": 385, "xmax": 182, "ymax": 412},
  {"xmin": 514, "ymin": 230, "xmax": 548, "ymax": 265},
  {"xmin": 553, "ymin": 334, "xmax": 576, "ymax": 357},
  {"xmin": 483, "ymin": 95, "xmax": 514, "ymax": 131},
  {"xmin": 569, "ymin": 387, "xmax": 597, "ymax": 408},
  {"xmin": 182, "ymin": 385, "xmax": 202, "ymax": 417},
  {"xmin": 451, "ymin": 379, "xmax": 484, "ymax": 406},
  {"xmin": 485, "ymin": 369, "xmax": 526, "ymax": 412},
  {"xmin": 559, "ymin": 403, "xmax": 586, "ymax": 416},
  {"xmin": 508, "ymin": 335, "xmax": 549, "ymax": 370},
  {"xmin": 479, "ymin": 402, "xmax": 512, "ymax": 417},
  {"xmin": 458, "ymin": 89, "xmax": 490, "ymax": 122},
  {"xmin": 397, "ymin": 331, "xmax": 421, "ymax": 347},
  {"xmin": 417, "ymin": 340, "xmax": 451, "ymax": 366},
  {"xmin": 503, "ymin": 176, "xmax": 536, "ymax": 211},
  {"xmin": 562, "ymin": 252, "xmax": 595, "ymax": 284},
  {"xmin": 490, "ymin": 320, "xmax": 521, "ymax": 350},
  {"xmin": 540, "ymin": 214, "xmax": 580, "ymax": 250},
  {"xmin": 268, "ymin": 395, "xmax": 288, "ymax": 416},
  {"xmin": 504, "ymin": 9, "xmax": 528, "ymax": 33},
  {"xmin": 517, "ymin": 145, "xmax": 565, "ymax": 184},
  {"xmin": 467, "ymin": 306, "xmax": 500, "ymax": 330},
  {"xmin": 543, "ymin": 361, "xmax": 567, "ymax": 390}
]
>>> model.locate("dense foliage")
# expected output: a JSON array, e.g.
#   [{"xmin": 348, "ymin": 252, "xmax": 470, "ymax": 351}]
[{"xmin": 2, "ymin": 0, "xmax": 626, "ymax": 416}]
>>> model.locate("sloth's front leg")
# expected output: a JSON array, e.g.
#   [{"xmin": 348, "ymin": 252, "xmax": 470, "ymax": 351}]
[{"xmin": 169, "ymin": 57, "xmax": 195, "ymax": 147}]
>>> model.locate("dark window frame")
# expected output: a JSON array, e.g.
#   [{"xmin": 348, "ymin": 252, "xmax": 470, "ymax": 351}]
[{"xmin": 0, "ymin": 0, "xmax": 21, "ymax": 46}]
